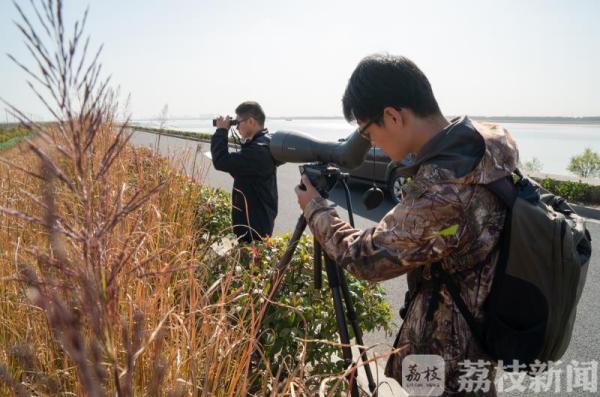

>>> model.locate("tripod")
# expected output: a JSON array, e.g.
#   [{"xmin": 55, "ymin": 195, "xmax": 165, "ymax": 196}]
[{"xmin": 267, "ymin": 164, "xmax": 378, "ymax": 397}]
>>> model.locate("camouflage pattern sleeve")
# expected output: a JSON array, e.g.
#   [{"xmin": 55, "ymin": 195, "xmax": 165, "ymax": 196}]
[{"xmin": 303, "ymin": 183, "xmax": 470, "ymax": 282}]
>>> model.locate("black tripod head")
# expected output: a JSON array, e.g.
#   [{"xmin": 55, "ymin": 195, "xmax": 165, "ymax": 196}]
[{"xmin": 299, "ymin": 163, "xmax": 347, "ymax": 198}]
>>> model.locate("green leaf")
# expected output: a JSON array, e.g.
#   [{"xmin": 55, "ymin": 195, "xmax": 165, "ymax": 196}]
[{"xmin": 437, "ymin": 224, "xmax": 459, "ymax": 237}]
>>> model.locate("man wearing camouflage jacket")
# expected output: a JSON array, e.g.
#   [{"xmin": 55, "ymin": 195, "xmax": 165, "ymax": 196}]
[{"xmin": 295, "ymin": 55, "xmax": 519, "ymax": 396}]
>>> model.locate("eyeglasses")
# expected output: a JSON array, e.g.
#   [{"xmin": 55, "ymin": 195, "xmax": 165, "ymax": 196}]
[
  {"xmin": 235, "ymin": 117, "xmax": 253, "ymax": 126},
  {"xmin": 357, "ymin": 120, "xmax": 375, "ymax": 141}
]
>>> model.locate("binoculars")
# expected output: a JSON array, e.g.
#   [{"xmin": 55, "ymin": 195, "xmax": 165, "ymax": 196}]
[{"xmin": 212, "ymin": 118, "xmax": 238, "ymax": 127}]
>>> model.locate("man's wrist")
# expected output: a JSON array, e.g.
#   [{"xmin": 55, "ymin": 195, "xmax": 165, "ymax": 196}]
[{"xmin": 303, "ymin": 196, "xmax": 330, "ymax": 223}]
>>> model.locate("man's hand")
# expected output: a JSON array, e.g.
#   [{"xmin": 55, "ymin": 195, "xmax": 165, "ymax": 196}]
[
  {"xmin": 215, "ymin": 115, "xmax": 231, "ymax": 129},
  {"xmin": 295, "ymin": 174, "xmax": 321, "ymax": 211}
]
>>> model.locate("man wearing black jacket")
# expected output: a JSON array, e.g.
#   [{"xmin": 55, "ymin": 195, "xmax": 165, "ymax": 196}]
[{"xmin": 211, "ymin": 101, "xmax": 279, "ymax": 243}]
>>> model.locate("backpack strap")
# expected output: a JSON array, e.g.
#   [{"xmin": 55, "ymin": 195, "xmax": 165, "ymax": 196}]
[
  {"xmin": 399, "ymin": 266, "xmax": 424, "ymax": 320},
  {"xmin": 426, "ymin": 174, "xmax": 517, "ymax": 347},
  {"xmin": 485, "ymin": 174, "xmax": 519, "ymax": 209},
  {"xmin": 432, "ymin": 262, "xmax": 486, "ymax": 346},
  {"xmin": 425, "ymin": 268, "xmax": 441, "ymax": 322},
  {"xmin": 482, "ymin": 173, "xmax": 517, "ymax": 306}
]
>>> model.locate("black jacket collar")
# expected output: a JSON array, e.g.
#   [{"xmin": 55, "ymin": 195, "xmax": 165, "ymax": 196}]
[{"xmin": 243, "ymin": 128, "xmax": 268, "ymax": 146}]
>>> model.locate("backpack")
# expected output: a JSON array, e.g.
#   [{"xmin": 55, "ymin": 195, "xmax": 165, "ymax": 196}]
[{"xmin": 412, "ymin": 171, "xmax": 592, "ymax": 370}]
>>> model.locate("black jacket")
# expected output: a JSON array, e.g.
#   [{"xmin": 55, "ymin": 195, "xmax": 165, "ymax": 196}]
[{"xmin": 211, "ymin": 128, "xmax": 279, "ymax": 242}]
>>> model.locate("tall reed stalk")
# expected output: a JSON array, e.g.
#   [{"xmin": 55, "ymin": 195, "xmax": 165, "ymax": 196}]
[{"xmin": 0, "ymin": 1, "xmax": 367, "ymax": 395}]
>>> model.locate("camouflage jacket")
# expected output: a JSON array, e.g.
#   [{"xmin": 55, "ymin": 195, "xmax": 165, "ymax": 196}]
[{"xmin": 303, "ymin": 116, "xmax": 519, "ymax": 395}]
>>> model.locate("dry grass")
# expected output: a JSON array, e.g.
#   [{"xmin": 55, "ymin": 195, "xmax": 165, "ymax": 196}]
[
  {"xmin": 0, "ymin": 1, "xmax": 364, "ymax": 396},
  {"xmin": 0, "ymin": 125, "xmax": 324, "ymax": 396}
]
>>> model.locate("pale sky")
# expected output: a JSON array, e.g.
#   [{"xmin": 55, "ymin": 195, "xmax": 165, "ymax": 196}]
[{"xmin": 1, "ymin": 0, "xmax": 599, "ymax": 120}]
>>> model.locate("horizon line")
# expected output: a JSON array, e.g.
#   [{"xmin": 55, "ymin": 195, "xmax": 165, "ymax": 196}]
[{"xmin": 131, "ymin": 115, "xmax": 600, "ymax": 122}]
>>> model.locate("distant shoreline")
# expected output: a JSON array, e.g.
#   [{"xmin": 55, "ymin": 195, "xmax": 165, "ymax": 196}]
[
  {"xmin": 274, "ymin": 116, "xmax": 600, "ymax": 125},
  {"xmin": 132, "ymin": 116, "xmax": 600, "ymax": 125},
  {"xmin": 463, "ymin": 116, "xmax": 600, "ymax": 125},
  {"xmin": 4, "ymin": 117, "xmax": 600, "ymax": 126}
]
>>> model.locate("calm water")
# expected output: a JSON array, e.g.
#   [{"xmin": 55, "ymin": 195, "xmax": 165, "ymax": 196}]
[{"xmin": 133, "ymin": 118, "xmax": 600, "ymax": 176}]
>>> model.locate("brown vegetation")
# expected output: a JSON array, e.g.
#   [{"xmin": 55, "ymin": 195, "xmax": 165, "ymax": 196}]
[
  {"xmin": 0, "ymin": 1, "xmax": 322, "ymax": 395},
  {"xmin": 0, "ymin": 1, "xmax": 397, "ymax": 395}
]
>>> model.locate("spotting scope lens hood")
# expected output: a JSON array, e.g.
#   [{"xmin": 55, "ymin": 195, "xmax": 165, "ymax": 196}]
[{"xmin": 269, "ymin": 129, "xmax": 371, "ymax": 169}]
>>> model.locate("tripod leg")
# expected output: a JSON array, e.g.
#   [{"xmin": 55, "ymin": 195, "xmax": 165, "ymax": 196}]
[
  {"xmin": 338, "ymin": 267, "xmax": 378, "ymax": 395},
  {"xmin": 276, "ymin": 214, "xmax": 307, "ymax": 271},
  {"xmin": 258, "ymin": 213, "xmax": 307, "ymax": 328},
  {"xmin": 248, "ymin": 214, "xmax": 307, "ymax": 393},
  {"xmin": 339, "ymin": 176, "xmax": 378, "ymax": 394},
  {"xmin": 264, "ymin": 214, "xmax": 307, "ymax": 312},
  {"xmin": 313, "ymin": 238, "xmax": 322, "ymax": 290},
  {"xmin": 324, "ymin": 255, "xmax": 360, "ymax": 397}
]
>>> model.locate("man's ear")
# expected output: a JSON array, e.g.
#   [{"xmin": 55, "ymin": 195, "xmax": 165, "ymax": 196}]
[
  {"xmin": 383, "ymin": 107, "xmax": 404, "ymax": 127},
  {"xmin": 249, "ymin": 118, "xmax": 261, "ymax": 134}
]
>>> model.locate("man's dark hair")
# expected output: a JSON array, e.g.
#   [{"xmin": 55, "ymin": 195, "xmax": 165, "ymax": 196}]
[
  {"xmin": 342, "ymin": 54, "xmax": 441, "ymax": 123},
  {"xmin": 235, "ymin": 101, "xmax": 266, "ymax": 127}
]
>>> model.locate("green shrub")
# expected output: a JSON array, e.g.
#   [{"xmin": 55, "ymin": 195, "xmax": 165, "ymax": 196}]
[
  {"xmin": 538, "ymin": 178, "xmax": 598, "ymax": 204},
  {"xmin": 568, "ymin": 148, "xmax": 600, "ymax": 178},
  {"xmin": 519, "ymin": 157, "xmax": 543, "ymax": 174},
  {"xmin": 195, "ymin": 186, "xmax": 234, "ymax": 237},
  {"xmin": 0, "ymin": 127, "xmax": 30, "ymax": 150},
  {"xmin": 196, "ymin": 187, "xmax": 393, "ymax": 387}
]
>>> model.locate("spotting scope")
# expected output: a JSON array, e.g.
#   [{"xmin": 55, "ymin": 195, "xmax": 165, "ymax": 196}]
[{"xmin": 269, "ymin": 129, "xmax": 371, "ymax": 169}]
